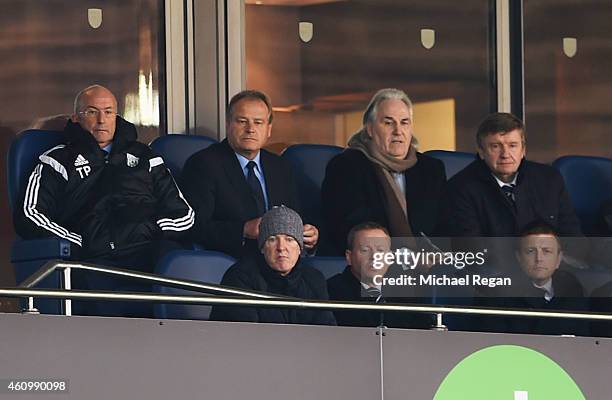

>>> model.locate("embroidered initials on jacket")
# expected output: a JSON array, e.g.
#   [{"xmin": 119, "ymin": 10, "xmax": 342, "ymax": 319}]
[{"xmin": 74, "ymin": 154, "xmax": 91, "ymax": 179}]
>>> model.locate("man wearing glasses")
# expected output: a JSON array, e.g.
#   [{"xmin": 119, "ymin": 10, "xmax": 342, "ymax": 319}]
[{"xmin": 14, "ymin": 85, "xmax": 194, "ymax": 314}]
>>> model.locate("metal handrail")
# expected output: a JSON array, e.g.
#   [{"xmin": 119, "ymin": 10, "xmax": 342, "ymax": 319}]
[
  {"xmin": 20, "ymin": 260, "xmax": 286, "ymax": 298},
  {"xmin": 12, "ymin": 260, "xmax": 612, "ymax": 328},
  {"xmin": 1, "ymin": 287, "xmax": 612, "ymax": 321},
  {"xmin": 18, "ymin": 260, "xmax": 289, "ymax": 317}
]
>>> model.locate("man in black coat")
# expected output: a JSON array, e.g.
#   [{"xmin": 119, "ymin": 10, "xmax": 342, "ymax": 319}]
[
  {"xmin": 327, "ymin": 222, "xmax": 433, "ymax": 328},
  {"xmin": 15, "ymin": 85, "xmax": 194, "ymax": 263},
  {"xmin": 321, "ymin": 89, "xmax": 447, "ymax": 256},
  {"xmin": 475, "ymin": 222, "xmax": 589, "ymax": 335},
  {"xmin": 210, "ymin": 206, "xmax": 335, "ymax": 325},
  {"xmin": 446, "ymin": 112, "xmax": 581, "ymax": 237},
  {"xmin": 14, "ymin": 85, "xmax": 194, "ymax": 316},
  {"xmin": 182, "ymin": 90, "xmax": 318, "ymax": 258}
]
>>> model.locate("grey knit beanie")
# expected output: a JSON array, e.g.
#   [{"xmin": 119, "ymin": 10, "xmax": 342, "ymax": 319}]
[{"xmin": 258, "ymin": 206, "xmax": 304, "ymax": 250}]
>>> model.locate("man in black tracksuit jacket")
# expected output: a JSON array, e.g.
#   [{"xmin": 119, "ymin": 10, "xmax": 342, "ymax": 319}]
[{"xmin": 13, "ymin": 85, "xmax": 194, "ymax": 313}]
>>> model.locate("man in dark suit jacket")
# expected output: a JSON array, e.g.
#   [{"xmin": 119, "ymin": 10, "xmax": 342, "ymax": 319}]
[
  {"xmin": 475, "ymin": 222, "xmax": 589, "ymax": 335},
  {"xmin": 446, "ymin": 112, "xmax": 581, "ymax": 237},
  {"xmin": 182, "ymin": 90, "xmax": 319, "ymax": 257},
  {"xmin": 327, "ymin": 222, "xmax": 433, "ymax": 328},
  {"xmin": 321, "ymin": 88, "xmax": 447, "ymax": 256}
]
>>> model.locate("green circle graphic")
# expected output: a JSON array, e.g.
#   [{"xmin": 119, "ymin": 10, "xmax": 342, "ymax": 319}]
[{"xmin": 433, "ymin": 345, "xmax": 585, "ymax": 400}]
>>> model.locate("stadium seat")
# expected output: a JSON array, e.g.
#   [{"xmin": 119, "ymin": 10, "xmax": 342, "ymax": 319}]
[
  {"xmin": 281, "ymin": 144, "xmax": 343, "ymax": 228},
  {"xmin": 149, "ymin": 134, "xmax": 217, "ymax": 179},
  {"xmin": 553, "ymin": 155, "xmax": 612, "ymax": 234},
  {"xmin": 300, "ymin": 256, "xmax": 346, "ymax": 280},
  {"xmin": 8, "ymin": 129, "xmax": 67, "ymax": 212},
  {"xmin": 424, "ymin": 150, "xmax": 475, "ymax": 179},
  {"xmin": 154, "ymin": 250, "xmax": 236, "ymax": 320},
  {"xmin": 7, "ymin": 129, "xmax": 71, "ymax": 313},
  {"xmin": 282, "ymin": 144, "xmax": 343, "ymax": 255}
]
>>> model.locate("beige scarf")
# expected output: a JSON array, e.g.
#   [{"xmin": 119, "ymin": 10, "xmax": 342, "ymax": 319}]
[
  {"xmin": 348, "ymin": 129, "xmax": 417, "ymax": 213},
  {"xmin": 348, "ymin": 128, "xmax": 417, "ymax": 249}
]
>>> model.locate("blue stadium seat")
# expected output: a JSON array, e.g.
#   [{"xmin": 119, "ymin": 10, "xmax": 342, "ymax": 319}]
[
  {"xmin": 7, "ymin": 129, "xmax": 71, "ymax": 313},
  {"xmin": 149, "ymin": 134, "xmax": 217, "ymax": 179},
  {"xmin": 300, "ymin": 256, "xmax": 346, "ymax": 280},
  {"xmin": 281, "ymin": 144, "xmax": 344, "ymax": 229},
  {"xmin": 8, "ymin": 129, "xmax": 66, "ymax": 211},
  {"xmin": 553, "ymin": 155, "xmax": 612, "ymax": 234},
  {"xmin": 424, "ymin": 150, "xmax": 475, "ymax": 179},
  {"xmin": 154, "ymin": 250, "xmax": 236, "ymax": 320}
]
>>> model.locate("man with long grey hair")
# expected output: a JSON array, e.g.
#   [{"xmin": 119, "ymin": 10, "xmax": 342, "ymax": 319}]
[{"xmin": 321, "ymin": 88, "xmax": 447, "ymax": 255}]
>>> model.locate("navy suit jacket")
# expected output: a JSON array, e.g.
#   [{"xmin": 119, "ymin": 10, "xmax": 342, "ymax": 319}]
[
  {"xmin": 445, "ymin": 158, "xmax": 582, "ymax": 236},
  {"xmin": 182, "ymin": 139, "xmax": 300, "ymax": 257}
]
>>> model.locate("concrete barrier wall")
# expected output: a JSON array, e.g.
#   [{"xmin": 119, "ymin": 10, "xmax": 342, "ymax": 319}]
[{"xmin": 0, "ymin": 313, "xmax": 609, "ymax": 399}]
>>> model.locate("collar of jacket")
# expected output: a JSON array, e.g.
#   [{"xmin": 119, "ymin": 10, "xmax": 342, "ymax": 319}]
[
  {"xmin": 220, "ymin": 138, "xmax": 265, "ymax": 159},
  {"xmin": 256, "ymin": 253, "xmax": 304, "ymax": 288},
  {"xmin": 219, "ymin": 138, "xmax": 232, "ymax": 154},
  {"xmin": 342, "ymin": 265, "xmax": 354, "ymax": 281},
  {"xmin": 473, "ymin": 156, "xmax": 527, "ymax": 185},
  {"xmin": 63, "ymin": 116, "xmax": 138, "ymax": 153}
]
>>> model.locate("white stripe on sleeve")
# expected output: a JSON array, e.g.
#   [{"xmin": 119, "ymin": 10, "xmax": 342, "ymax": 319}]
[
  {"xmin": 39, "ymin": 154, "xmax": 68, "ymax": 181},
  {"xmin": 156, "ymin": 188, "xmax": 195, "ymax": 232},
  {"xmin": 23, "ymin": 164, "xmax": 82, "ymax": 246}
]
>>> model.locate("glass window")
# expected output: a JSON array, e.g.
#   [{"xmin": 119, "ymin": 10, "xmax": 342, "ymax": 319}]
[
  {"xmin": 0, "ymin": 0, "xmax": 165, "ymax": 304},
  {"xmin": 524, "ymin": 0, "xmax": 612, "ymax": 162},
  {"xmin": 244, "ymin": 0, "xmax": 495, "ymax": 154}
]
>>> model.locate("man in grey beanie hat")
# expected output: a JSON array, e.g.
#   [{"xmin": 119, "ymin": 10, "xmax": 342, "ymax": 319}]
[
  {"xmin": 258, "ymin": 206, "xmax": 303, "ymax": 276},
  {"xmin": 258, "ymin": 205, "xmax": 304, "ymax": 250},
  {"xmin": 210, "ymin": 205, "xmax": 336, "ymax": 325}
]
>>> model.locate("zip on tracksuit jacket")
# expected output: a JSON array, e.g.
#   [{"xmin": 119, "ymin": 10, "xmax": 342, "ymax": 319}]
[{"xmin": 14, "ymin": 117, "xmax": 195, "ymax": 258}]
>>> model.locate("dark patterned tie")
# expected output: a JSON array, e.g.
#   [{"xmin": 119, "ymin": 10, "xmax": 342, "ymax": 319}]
[
  {"xmin": 365, "ymin": 287, "xmax": 385, "ymax": 326},
  {"xmin": 246, "ymin": 161, "xmax": 266, "ymax": 216},
  {"xmin": 365, "ymin": 287, "xmax": 384, "ymax": 303},
  {"xmin": 501, "ymin": 184, "xmax": 516, "ymax": 206},
  {"xmin": 365, "ymin": 286, "xmax": 381, "ymax": 297}
]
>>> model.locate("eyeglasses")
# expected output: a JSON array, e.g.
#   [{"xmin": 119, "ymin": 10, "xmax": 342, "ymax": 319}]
[{"xmin": 79, "ymin": 108, "xmax": 117, "ymax": 119}]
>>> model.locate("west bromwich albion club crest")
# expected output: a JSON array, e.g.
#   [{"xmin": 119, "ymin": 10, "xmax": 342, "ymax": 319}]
[{"xmin": 126, "ymin": 153, "xmax": 139, "ymax": 167}]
